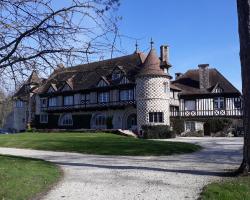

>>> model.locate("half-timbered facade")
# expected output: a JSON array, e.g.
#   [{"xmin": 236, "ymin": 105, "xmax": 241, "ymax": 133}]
[
  {"xmin": 7, "ymin": 46, "xmax": 242, "ymax": 133},
  {"xmin": 170, "ymin": 64, "xmax": 242, "ymax": 132}
]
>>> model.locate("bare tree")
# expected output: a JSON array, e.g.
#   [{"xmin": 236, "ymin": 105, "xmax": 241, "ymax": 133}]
[
  {"xmin": 237, "ymin": 0, "xmax": 250, "ymax": 174},
  {"xmin": 0, "ymin": 0, "xmax": 120, "ymax": 89}
]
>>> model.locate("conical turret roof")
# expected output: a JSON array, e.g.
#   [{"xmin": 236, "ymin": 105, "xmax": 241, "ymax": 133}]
[
  {"xmin": 137, "ymin": 48, "xmax": 167, "ymax": 77},
  {"xmin": 27, "ymin": 71, "xmax": 41, "ymax": 84}
]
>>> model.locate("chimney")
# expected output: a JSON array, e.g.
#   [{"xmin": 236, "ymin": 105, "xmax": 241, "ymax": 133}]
[
  {"xmin": 175, "ymin": 72, "xmax": 183, "ymax": 80},
  {"xmin": 198, "ymin": 64, "xmax": 210, "ymax": 90},
  {"xmin": 160, "ymin": 45, "xmax": 169, "ymax": 62}
]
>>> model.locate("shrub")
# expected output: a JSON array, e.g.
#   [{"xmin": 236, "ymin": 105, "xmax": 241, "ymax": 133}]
[
  {"xmin": 204, "ymin": 118, "xmax": 232, "ymax": 135},
  {"xmin": 170, "ymin": 118, "xmax": 185, "ymax": 135},
  {"xmin": 181, "ymin": 130, "xmax": 204, "ymax": 137},
  {"xmin": 141, "ymin": 125, "xmax": 176, "ymax": 139}
]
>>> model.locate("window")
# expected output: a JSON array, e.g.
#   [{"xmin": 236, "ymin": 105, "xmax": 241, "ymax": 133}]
[
  {"xmin": 80, "ymin": 93, "xmax": 90, "ymax": 104},
  {"xmin": 95, "ymin": 114, "xmax": 106, "ymax": 126},
  {"xmin": 48, "ymin": 97, "xmax": 57, "ymax": 107},
  {"xmin": 64, "ymin": 96, "xmax": 73, "ymax": 106},
  {"xmin": 234, "ymin": 98, "xmax": 241, "ymax": 109},
  {"xmin": 149, "ymin": 112, "xmax": 163, "ymax": 123},
  {"xmin": 184, "ymin": 100, "xmax": 196, "ymax": 111},
  {"xmin": 120, "ymin": 89, "xmax": 134, "ymax": 101},
  {"xmin": 163, "ymin": 82, "xmax": 169, "ymax": 93},
  {"xmin": 185, "ymin": 121, "xmax": 195, "ymax": 132},
  {"xmin": 112, "ymin": 70, "xmax": 121, "ymax": 80},
  {"xmin": 214, "ymin": 97, "xmax": 224, "ymax": 109},
  {"xmin": 98, "ymin": 92, "xmax": 109, "ymax": 103},
  {"xmin": 59, "ymin": 114, "xmax": 73, "ymax": 126},
  {"xmin": 16, "ymin": 100, "xmax": 24, "ymax": 108},
  {"xmin": 214, "ymin": 86, "xmax": 223, "ymax": 93},
  {"xmin": 40, "ymin": 114, "xmax": 48, "ymax": 123},
  {"xmin": 40, "ymin": 98, "xmax": 47, "ymax": 108},
  {"xmin": 120, "ymin": 76, "xmax": 129, "ymax": 84}
]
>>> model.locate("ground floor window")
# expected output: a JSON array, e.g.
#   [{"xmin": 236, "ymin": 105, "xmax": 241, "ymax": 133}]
[
  {"xmin": 149, "ymin": 112, "xmax": 163, "ymax": 123},
  {"xmin": 185, "ymin": 121, "xmax": 195, "ymax": 132},
  {"xmin": 59, "ymin": 113, "xmax": 73, "ymax": 126},
  {"xmin": 95, "ymin": 114, "xmax": 106, "ymax": 126},
  {"xmin": 40, "ymin": 114, "xmax": 48, "ymax": 123}
]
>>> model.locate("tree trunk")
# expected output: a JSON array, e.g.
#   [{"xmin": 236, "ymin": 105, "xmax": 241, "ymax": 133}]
[{"xmin": 237, "ymin": 0, "xmax": 250, "ymax": 174}]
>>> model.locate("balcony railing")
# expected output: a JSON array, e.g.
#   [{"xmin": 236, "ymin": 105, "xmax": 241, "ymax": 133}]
[
  {"xmin": 41, "ymin": 100, "xmax": 136, "ymax": 112},
  {"xmin": 170, "ymin": 109, "xmax": 243, "ymax": 118}
]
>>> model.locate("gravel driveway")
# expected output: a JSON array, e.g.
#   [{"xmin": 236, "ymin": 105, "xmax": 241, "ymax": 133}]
[{"xmin": 0, "ymin": 137, "xmax": 243, "ymax": 200}]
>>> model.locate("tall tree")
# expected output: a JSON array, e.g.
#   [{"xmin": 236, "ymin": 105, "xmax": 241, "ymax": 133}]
[
  {"xmin": 237, "ymin": 0, "xmax": 250, "ymax": 174},
  {"xmin": 0, "ymin": 0, "xmax": 120, "ymax": 90}
]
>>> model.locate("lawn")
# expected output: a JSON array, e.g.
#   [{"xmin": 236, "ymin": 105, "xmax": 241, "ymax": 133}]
[
  {"xmin": 200, "ymin": 176, "xmax": 250, "ymax": 200},
  {"xmin": 0, "ymin": 155, "xmax": 61, "ymax": 200},
  {"xmin": 0, "ymin": 132, "xmax": 201, "ymax": 156}
]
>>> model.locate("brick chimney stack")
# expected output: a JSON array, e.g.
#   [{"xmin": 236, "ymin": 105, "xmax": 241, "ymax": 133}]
[
  {"xmin": 160, "ymin": 45, "xmax": 169, "ymax": 63},
  {"xmin": 198, "ymin": 64, "xmax": 210, "ymax": 90}
]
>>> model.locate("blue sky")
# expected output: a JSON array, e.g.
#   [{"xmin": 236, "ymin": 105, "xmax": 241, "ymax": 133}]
[{"xmin": 117, "ymin": 0, "xmax": 241, "ymax": 91}]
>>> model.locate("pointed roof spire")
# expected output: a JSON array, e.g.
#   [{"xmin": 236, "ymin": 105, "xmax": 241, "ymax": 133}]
[
  {"xmin": 150, "ymin": 38, "xmax": 154, "ymax": 49},
  {"xmin": 134, "ymin": 40, "xmax": 139, "ymax": 53},
  {"xmin": 137, "ymin": 48, "xmax": 168, "ymax": 77}
]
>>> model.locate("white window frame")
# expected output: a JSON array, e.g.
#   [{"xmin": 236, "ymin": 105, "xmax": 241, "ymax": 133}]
[
  {"xmin": 98, "ymin": 92, "xmax": 109, "ymax": 103},
  {"xmin": 64, "ymin": 96, "xmax": 74, "ymax": 106},
  {"xmin": 185, "ymin": 121, "xmax": 195, "ymax": 132},
  {"xmin": 48, "ymin": 97, "xmax": 57, "ymax": 107},
  {"xmin": 149, "ymin": 112, "xmax": 164, "ymax": 123},
  {"xmin": 59, "ymin": 114, "xmax": 73, "ymax": 126},
  {"xmin": 214, "ymin": 97, "xmax": 225, "ymax": 110},
  {"xmin": 120, "ymin": 89, "xmax": 134, "ymax": 101},
  {"xmin": 40, "ymin": 114, "xmax": 48, "ymax": 123}
]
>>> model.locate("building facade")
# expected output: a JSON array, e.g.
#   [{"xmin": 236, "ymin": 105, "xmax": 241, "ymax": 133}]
[{"xmin": 7, "ymin": 45, "xmax": 243, "ymax": 133}]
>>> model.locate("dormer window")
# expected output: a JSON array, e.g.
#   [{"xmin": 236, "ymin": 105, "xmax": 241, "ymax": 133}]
[
  {"xmin": 112, "ymin": 68, "xmax": 123, "ymax": 81},
  {"xmin": 120, "ymin": 76, "xmax": 129, "ymax": 84},
  {"xmin": 213, "ymin": 86, "xmax": 223, "ymax": 93},
  {"xmin": 16, "ymin": 100, "xmax": 24, "ymax": 108}
]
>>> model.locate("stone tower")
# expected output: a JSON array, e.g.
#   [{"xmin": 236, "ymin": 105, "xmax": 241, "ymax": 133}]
[{"xmin": 136, "ymin": 48, "xmax": 171, "ymax": 131}]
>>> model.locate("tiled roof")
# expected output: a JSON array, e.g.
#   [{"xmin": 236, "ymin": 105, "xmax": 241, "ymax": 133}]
[
  {"xmin": 172, "ymin": 68, "xmax": 241, "ymax": 95},
  {"xmin": 38, "ymin": 52, "xmax": 147, "ymax": 93},
  {"xmin": 137, "ymin": 48, "xmax": 168, "ymax": 77}
]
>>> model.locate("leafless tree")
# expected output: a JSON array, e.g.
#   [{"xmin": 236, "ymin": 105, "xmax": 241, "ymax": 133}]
[
  {"xmin": 237, "ymin": 0, "xmax": 250, "ymax": 174},
  {"xmin": 0, "ymin": 0, "xmax": 121, "ymax": 90}
]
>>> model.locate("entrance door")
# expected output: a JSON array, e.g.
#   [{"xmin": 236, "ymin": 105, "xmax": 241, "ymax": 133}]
[{"xmin": 127, "ymin": 114, "xmax": 137, "ymax": 130}]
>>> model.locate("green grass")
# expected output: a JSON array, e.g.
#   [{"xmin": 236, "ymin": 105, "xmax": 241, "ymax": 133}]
[
  {"xmin": 0, "ymin": 155, "xmax": 61, "ymax": 200},
  {"xmin": 0, "ymin": 132, "xmax": 201, "ymax": 156},
  {"xmin": 200, "ymin": 176, "xmax": 250, "ymax": 200}
]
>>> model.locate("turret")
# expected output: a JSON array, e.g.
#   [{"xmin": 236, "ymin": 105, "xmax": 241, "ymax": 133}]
[{"xmin": 136, "ymin": 46, "xmax": 171, "ymax": 131}]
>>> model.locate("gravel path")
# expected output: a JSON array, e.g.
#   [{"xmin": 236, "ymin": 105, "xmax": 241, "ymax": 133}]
[{"xmin": 0, "ymin": 137, "xmax": 243, "ymax": 200}]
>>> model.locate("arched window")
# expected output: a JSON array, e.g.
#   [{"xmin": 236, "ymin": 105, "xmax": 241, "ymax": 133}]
[
  {"xmin": 59, "ymin": 113, "xmax": 73, "ymax": 126},
  {"xmin": 95, "ymin": 114, "xmax": 106, "ymax": 126}
]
